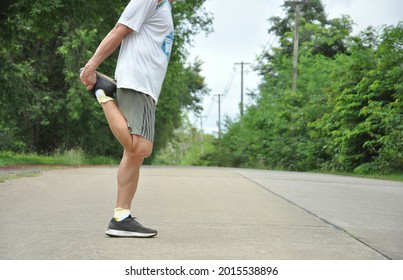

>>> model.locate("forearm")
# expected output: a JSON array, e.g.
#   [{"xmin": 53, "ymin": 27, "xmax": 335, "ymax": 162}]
[
  {"xmin": 80, "ymin": 24, "xmax": 132, "ymax": 89},
  {"xmin": 85, "ymin": 24, "xmax": 132, "ymax": 71}
]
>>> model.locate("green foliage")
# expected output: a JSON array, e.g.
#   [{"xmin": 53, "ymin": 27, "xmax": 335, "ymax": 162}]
[
  {"xmin": 153, "ymin": 115, "xmax": 215, "ymax": 166},
  {"xmin": 207, "ymin": 0, "xmax": 402, "ymax": 175},
  {"xmin": 0, "ymin": 0, "xmax": 212, "ymax": 162},
  {"xmin": 311, "ymin": 24, "xmax": 403, "ymax": 173}
]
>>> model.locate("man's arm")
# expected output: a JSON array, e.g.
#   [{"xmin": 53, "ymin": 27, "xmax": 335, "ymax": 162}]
[{"xmin": 80, "ymin": 23, "xmax": 133, "ymax": 90}]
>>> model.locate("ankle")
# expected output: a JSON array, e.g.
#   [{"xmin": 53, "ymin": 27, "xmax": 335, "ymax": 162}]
[
  {"xmin": 96, "ymin": 89, "xmax": 114, "ymax": 104},
  {"xmin": 114, "ymin": 208, "xmax": 131, "ymax": 221}
]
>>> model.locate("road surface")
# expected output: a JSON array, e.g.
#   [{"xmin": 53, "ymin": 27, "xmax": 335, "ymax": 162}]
[{"xmin": 0, "ymin": 166, "xmax": 402, "ymax": 260}]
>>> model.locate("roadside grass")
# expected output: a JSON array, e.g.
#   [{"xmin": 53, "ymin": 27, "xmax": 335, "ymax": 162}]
[
  {"xmin": 0, "ymin": 150, "xmax": 119, "ymax": 183},
  {"xmin": 359, "ymin": 172, "xmax": 403, "ymax": 182},
  {"xmin": 311, "ymin": 170, "xmax": 403, "ymax": 182},
  {"xmin": 0, "ymin": 150, "xmax": 119, "ymax": 166},
  {"xmin": 1, "ymin": 151, "xmax": 401, "ymax": 182},
  {"xmin": 0, "ymin": 171, "xmax": 42, "ymax": 183}
]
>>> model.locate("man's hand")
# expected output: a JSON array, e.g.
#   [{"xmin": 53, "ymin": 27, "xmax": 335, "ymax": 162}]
[{"xmin": 80, "ymin": 67, "xmax": 97, "ymax": 90}]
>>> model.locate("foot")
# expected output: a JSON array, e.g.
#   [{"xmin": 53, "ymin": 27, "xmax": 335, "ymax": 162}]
[
  {"xmin": 91, "ymin": 71, "xmax": 116, "ymax": 98},
  {"xmin": 79, "ymin": 69, "xmax": 116, "ymax": 98},
  {"xmin": 105, "ymin": 215, "xmax": 158, "ymax": 238}
]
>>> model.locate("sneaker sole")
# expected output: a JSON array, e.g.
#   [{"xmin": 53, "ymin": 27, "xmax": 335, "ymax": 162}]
[{"xmin": 105, "ymin": 229, "xmax": 157, "ymax": 238}]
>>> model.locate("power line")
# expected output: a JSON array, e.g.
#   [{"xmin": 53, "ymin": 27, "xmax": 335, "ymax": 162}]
[
  {"xmin": 200, "ymin": 65, "xmax": 237, "ymax": 137},
  {"xmin": 203, "ymin": 66, "xmax": 236, "ymax": 120},
  {"xmin": 221, "ymin": 66, "xmax": 236, "ymax": 101},
  {"xmin": 204, "ymin": 94, "xmax": 216, "ymax": 120},
  {"xmin": 257, "ymin": 8, "xmax": 284, "ymax": 61}
]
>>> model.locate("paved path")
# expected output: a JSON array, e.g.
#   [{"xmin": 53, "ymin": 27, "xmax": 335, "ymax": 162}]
[{"xmin": 0, "ymin": 166, "xmax": 402, "ymax": 260}]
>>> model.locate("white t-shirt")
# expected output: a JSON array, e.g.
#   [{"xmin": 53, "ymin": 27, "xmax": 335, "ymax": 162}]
[{"xmin": 115, "ymin": 0, "xmax": 174, "ymax": 102}]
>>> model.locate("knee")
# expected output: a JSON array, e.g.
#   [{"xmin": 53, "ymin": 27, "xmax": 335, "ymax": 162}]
[
  {"xmin": 135, "ymin": 144, "xmax": 153, "ymax": 159},
  {"xmin": 125, "ymin": 136, "xmax": 153, "ymax": 159}
]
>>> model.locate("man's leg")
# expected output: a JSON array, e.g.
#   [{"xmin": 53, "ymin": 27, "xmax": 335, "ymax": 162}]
[
  {"xmin": 116, "ymin": 139, "xmax": 152, "ymax": 209},
  {"xmin": 100, "ymin": 100, "xmax": 156, "ymax": 237},
  {"xmin": 100, "ymin": 101, "xmax": 134, "ymax": 149},
  {"xmin": 101, "ymin": 100, "xmax": 153, "ymax": 205},
  {"xmin": 116, "ymin": 151, "xmax": 143, "ymax": 210}
]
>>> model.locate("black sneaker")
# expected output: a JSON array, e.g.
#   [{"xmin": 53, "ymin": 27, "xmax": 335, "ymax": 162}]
[
  {"xmin": 105, "ymin": 215, "xmax": 158, "ymax": 238},
  {"xmin": 91, "ymin": 71, "xmax": 116, "ymax": 98},
  {"xmin": 79, "ymin": 69, "xmax": 116, "ymax": 98}
]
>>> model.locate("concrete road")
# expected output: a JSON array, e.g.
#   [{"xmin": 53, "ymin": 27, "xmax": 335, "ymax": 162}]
[{"xmin": 0, "ymin": 166, "xmax": 402, "ymax": 260}]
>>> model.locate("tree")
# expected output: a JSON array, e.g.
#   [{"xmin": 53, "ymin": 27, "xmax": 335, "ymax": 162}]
[
  {"xmin": 221, "ymin": 1, "xmax": 354, "ymax": 171},
  {"xmin": 0, "ymin": 0, "xmax": 212, "ymax": 161},
  {"xmin": 211, "ymin": 0, "xmax": 401, "ymax": 174},
  {"xmin": 315, "ymin": 24, "xmax": 403, "ymax": 173}
]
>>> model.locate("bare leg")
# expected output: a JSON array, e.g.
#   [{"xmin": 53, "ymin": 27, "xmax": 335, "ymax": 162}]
[
  {"xmin": 101, "ymin": 101, "xmax": 133, "ymax": 148},
  {"xmin": 100, "ymin": 101, "xmax": 153, "ymax": 210},
  {"xmin": 116, "ymin": 151, "xmax": 143, "ymax": 209}
]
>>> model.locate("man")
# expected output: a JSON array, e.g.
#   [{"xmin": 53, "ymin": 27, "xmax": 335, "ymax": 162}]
[{"xmin": 80, "ymin": 0, "xmax": 174, "ymax": 237}]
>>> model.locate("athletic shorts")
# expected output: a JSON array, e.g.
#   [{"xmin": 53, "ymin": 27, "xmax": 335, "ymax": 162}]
[{"xmin": 116, "ymin": 88, "xmax": 156, "ymax": 142}]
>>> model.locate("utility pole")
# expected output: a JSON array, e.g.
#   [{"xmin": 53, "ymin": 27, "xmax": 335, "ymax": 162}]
[
  {"xmin": 234, "ymin": 62, "xmax": 250, "ymax": 127},
  {"xmin": 198, "ymin": 115, "xmax": 206, "ymax": 156},
  {"xmin": 289, "ymin": 0, "xmax": 303, "ymax": 93},
  {"xmin": 215, "ymin": 94, "xmax": 223, "ymax": 139}
]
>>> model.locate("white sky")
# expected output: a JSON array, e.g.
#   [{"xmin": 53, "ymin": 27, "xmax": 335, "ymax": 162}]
[{"xmin": 186, "ymin": 0, "xmax": 403, "ymax": 134}]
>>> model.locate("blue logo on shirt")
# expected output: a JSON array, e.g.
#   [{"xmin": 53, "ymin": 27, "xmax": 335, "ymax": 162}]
[{"xmin": 162, "ymin": 31, "xmax": 174, "ymax": 61}]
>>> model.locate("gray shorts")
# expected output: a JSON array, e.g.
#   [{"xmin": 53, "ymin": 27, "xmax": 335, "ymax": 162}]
[{"xmin": 116, "ymin": 88, "xmax": 156, "ymax": 142}]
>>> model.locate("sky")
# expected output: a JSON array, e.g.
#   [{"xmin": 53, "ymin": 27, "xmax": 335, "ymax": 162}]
[{"xmin": 186, "ymin": 0, "xmax": 403, "ymax": 134}]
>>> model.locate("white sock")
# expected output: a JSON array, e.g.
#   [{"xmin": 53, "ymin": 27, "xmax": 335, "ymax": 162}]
[
  {"xmin": 114, "ymin": 208, "xmax": 131, "ymax": 221},
  {"xmin": 95, "ymin": 89, "xmax": 114, "ymax": 104}
]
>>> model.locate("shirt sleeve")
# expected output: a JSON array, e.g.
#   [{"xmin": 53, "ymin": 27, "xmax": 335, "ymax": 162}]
[{"xmin": 117, "ymin": 0, "xmax": 156, "ymax": 32}]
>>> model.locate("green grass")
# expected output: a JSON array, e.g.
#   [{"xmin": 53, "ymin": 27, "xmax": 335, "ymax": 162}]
[
  {"xmin": 0, "ymin": 150, "xmax": 119, "ymax": 166},
  {"xmin": 311, "ymin": 169, "xmax": 403, "ymax": 182},
  {"xmin": 0, "ymin": 171, "xmax": 42, "ymax": 183},
  {"xmin": 365, "ymin": 173, "xmax": 403, "ymax": 182},
  {"xmin": 0, "ymin": 150, "xmax": 119, "ymax": 183}
]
